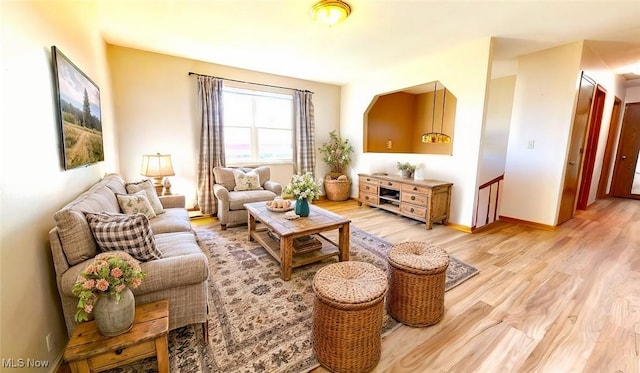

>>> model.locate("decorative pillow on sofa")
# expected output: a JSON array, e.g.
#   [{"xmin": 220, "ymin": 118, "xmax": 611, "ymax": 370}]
[
  {"xmin": 117, "ymin": 190, "xmax": 156, "ymax": 219},
  {"xmin": 125, "ymin": 179, "xmax": 164, "ymax": 215},
  {"xmin": 233, "ymin": 170, "xmax": 263, "ymax": 191},
  {"xmin": 85, "ymin": 212, "xmax": 161, "ymax": 261}
]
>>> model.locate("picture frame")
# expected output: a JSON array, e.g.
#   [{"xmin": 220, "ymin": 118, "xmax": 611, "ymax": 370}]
[{"xmin": 51, "ymin": 46, "xmax": 104, "ymax": 170}]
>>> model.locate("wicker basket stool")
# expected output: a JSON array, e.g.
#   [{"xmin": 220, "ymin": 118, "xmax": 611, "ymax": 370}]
[
  {"xmin": 312, "ymin": 261, "xmax": 388, "ymax": 373},
  {"xmin": 387, "ymin": 241, "xmax": 450, "ymax": 327}
]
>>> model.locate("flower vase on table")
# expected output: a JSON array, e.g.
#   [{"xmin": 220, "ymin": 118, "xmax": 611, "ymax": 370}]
[
  {"xmin": 72, "ymin": 251, "xmax": 146, "ymax": 337},
  {"xmin": 295, "ymin": 198, "xmax": 310, "ymax": 217},
  {"xmin": 93, "ymin": 287, "xmax": 135, "ymax": 337},
  {"xmin": 283, "ymin": 172, "xmax": 320, "ymax": 218}
]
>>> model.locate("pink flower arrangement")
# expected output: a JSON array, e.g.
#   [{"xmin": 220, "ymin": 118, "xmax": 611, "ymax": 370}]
[{"xmin": 72, "ymin": 251, "xmax": 146, "ymax": 322}]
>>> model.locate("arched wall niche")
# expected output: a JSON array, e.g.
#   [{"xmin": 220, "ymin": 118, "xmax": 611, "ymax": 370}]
[{"xmin": 364, "ymin": 80, "xmax": 456, "ymax": 154}]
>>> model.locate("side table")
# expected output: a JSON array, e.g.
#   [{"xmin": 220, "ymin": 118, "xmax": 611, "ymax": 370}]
[{"xmin": 64, "ymin": 300, "xmax": 169, "ymax": 373}]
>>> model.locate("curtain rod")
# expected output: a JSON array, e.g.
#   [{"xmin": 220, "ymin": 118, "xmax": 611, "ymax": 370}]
[{"xmin": 188, "ymin": 72, "xmax": 314, "ymax": 94}]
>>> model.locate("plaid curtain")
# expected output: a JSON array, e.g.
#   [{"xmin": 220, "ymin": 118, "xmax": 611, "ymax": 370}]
[
  {"xmin": 196, "ymin": 76, "xmax": 225, "ymax": 215},
  {"xmin": 293, "ymin": 90, "xmax": 316, "ymax": 176}
]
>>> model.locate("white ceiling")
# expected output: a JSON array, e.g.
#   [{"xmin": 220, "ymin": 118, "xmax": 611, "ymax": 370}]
[{"xmin": 95, "ymin": 0, "xmax": 640, "ymax": 86}]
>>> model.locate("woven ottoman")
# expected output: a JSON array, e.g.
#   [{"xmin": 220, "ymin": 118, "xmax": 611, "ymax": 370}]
[
  {"xmin": 312, "ymin": 261, "xmax": 388, "ymax": 373},
  {"xmin": 388, "ymin": 241, "xmax": 450, "ymax": 327}
]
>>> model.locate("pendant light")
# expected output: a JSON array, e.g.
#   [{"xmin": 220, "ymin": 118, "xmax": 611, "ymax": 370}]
[
  {"xmin": 311, "ymin": 0, "xmax": 352, "ymax": 26},
  {"xmin": 421, "ymin": 81, "xmax": 452, "ymax": 144}
]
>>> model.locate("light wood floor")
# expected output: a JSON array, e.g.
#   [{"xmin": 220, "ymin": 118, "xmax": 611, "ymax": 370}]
[{"xmin": 305, "ymin": 197, "xmax": 640, "ymax": 373}]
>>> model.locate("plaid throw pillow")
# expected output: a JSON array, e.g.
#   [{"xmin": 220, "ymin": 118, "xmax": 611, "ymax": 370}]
[{"xmin": 85, "ymin": 212, "xmax": 161, "ymax": 261}]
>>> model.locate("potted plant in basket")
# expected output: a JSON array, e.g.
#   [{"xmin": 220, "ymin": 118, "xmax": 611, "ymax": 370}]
[
  {"xmin": 396, "ymin": 162, "xmax": 417, "ymax": 178},
  {"xmin": 319, "ymin": 130, "xmax": 353, "ymax": 201}
]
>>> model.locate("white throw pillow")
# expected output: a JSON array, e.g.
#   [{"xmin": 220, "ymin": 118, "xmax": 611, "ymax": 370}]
[
  {"xmin": 125, "ymin": 179, "xmax": 165, "ymax": 215},
  {"xmin": 233, "ymin": 170, "xmax": 263, "ymax": 191},
  {"xmin": 117, "ymin": 190, "xmax": 156, "ymax": 219}
]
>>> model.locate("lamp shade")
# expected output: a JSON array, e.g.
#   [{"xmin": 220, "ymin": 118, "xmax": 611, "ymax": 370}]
[
  {"xmin": 140, "ymin": 153, "xmax": 175, "ymax": 178},
  {"xmin": 311, "ymin": 0, "xmax": 351, "ymax": 26}
]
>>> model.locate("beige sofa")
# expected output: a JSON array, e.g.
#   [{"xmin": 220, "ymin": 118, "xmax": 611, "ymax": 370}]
[
  {"xmin": 49, "ymin": 173, "xmax": 209, "ymax": 336},
  {"xmin": 213, "ymin": 166, "xmax": 282, "ymax": 230}
]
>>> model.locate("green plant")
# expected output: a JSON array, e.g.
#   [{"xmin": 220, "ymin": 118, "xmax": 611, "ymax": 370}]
[
  {"xmin": 283, "ymin": 172, "xmax": 321, "ymax": 200},
  {"xmin": 396, "ymin": 162, "xmax": 417, "ymax": 172},
  {"xmin": 319, "ymin": 130, "xmax": 353, "ymax": 175},
  {"xmin": 72, "ymin": 252, "xmax": 146, "ymax": 322}
]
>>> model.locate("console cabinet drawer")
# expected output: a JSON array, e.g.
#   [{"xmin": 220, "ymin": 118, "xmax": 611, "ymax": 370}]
[
  {"xmin": 401, "ymin": 192, "xmax": 428, "ymax": 206},
  {"xmin": 360, "ymin": 176, "xmax": 379, "ymax": 185},
  {"xmin": 400, "ymin": 204, "xmax": 427, "ymax": 220},
  {"xmin": 359, "ymin": 183, "xmax": 378, "ymax": 194},
  {"xmin": 359, "ymin": 192, "xmax": 378, "ymax": 205},
  {"xmin": 402, "ymin": 184, "xmax": 432, "ymax": 195},
  {"xmin": 379, "ymin": 179, "xmax": 401, "ymax": 190}
]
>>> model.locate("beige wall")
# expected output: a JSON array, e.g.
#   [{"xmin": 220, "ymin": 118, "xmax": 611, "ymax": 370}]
[
  {"xmin": 501, "ymin": 42, "xmax": 584, "ymax": 226},
  {"xmin": 106, "ymin": 45, "xmax": 342, "ymax": 207},
  {"xmin": 480, "ymin": 75, "xmax": 516, "ymax": 183},
  {"xmin": 1, "ymin": 1, "xmax": 118, "ymax": 369},
  {"xmin": 341, "ymin": 38, "xmax": 493, "ymax": 228}
]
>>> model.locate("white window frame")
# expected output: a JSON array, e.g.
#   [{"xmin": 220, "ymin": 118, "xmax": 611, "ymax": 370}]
[{"xmin": 222, "ymin": 84, "xmax": 294, "ymax": 166}]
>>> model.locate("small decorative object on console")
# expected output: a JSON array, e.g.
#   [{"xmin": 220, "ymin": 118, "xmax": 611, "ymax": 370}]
[{"xmin": 396, "ymin": 162, "xmax": 417, "ymax": 178}]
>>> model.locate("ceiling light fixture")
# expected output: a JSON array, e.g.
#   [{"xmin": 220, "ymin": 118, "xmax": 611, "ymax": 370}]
[
  {"xmin": 311, "ymin": 0, "xmax": 351, "ymax": 26},
  {"xmin": 421, "ymin": 81, "xmax": 452, "ymax": 144}
]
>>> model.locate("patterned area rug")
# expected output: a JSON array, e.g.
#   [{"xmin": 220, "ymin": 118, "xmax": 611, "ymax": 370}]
[{"xmin": 108, "ymin": 224, "xmax": 478, "ymax": 373}]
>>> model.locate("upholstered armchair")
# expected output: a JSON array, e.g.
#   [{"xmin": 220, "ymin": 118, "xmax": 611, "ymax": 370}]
[{"xmin": 213, "ymin": 166, "xmax": 283, "ymax": 230}]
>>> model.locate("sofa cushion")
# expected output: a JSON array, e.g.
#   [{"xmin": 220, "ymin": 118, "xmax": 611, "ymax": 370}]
[
  {"xmin": 125, "ymin": 179, "xmax": 165, "ymax": 215},
  {"xmin": 229, "ymin": 190, "xmax": 277, "ymax": 210},
  {"xmin": 85, "ymin": 212, "xmax": 162, "ymax": 261},
  {"xmin": 214, "ymin": 166, "xmax": 272, "ymax": 191},
  {"xmin": 233, "ymin": 169, "xmax": 263, "ymax": 191},
  {"xmin": 54, "ymin": 182, "xmax": 122, "ymax": 265},
  {"xmin": 149, "ymin": 208, "xmax": 192, "ymax": 234},
  {"xmin": 117, "ymin": 190, "xmax": 157, "ymax": 219},
  {"xmin": 59, "ymin": 231, "xmax": 207, "ymax": 298},
  {"xmin": 102, "ymin": 173, "xmax": 128, "ymax": 195}
]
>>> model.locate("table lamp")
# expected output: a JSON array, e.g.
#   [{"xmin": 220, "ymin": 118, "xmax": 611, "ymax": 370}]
[{"xmin": 140, "ymin": 153, "xmax": 175, "ymax": 195}]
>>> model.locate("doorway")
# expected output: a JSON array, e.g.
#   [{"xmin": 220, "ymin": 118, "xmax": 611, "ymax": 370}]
[
  {"xmin": 611, "ymin": 102, "xmax": 640, "ymax": 199},
  {"xmin": 558, "ymin": 72, "xmax": 595, "ymax": 225},
  {"xmin": 576, "ymin": 85, "xmax": 606, "ymax": 210},
  {"xmin": 596, "ymin": 96, "xmax": 622, "ymax": 198}
]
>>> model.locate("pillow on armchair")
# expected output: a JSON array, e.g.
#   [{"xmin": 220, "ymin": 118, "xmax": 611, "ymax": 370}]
[
  {"xmin": 212, "ymin": 166, "xmax": 282, "ymax": 230},
  {"xmin": 213, "ymin": 166, "xmax": 272, "ymax": 191},
  {"xmin": 233, "ymin": 170, "xmax": 263, "ymax": 191}
]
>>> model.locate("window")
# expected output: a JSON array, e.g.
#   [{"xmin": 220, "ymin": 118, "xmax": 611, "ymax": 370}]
[{"xmin": 222, "ymin": 86, "xmax": 293, "ymax": 164}]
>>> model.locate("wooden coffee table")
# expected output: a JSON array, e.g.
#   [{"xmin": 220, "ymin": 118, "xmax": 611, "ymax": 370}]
[{"xmin": 244, "ymin": 201, "xmax": 351, "ymax": 280}]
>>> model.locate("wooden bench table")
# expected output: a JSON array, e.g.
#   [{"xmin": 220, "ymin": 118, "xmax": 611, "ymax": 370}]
[{"xmin": 63, "ymin": 300, "xmax": 169, "ymax": 373}]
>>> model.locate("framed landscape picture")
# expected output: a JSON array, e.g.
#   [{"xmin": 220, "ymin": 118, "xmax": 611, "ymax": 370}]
[{"xmin": 51, "ymin": 46, "xmax": 104, "ymax": 170}]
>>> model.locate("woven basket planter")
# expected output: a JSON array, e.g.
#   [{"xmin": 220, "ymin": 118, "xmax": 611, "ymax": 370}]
[{"xmin": 323, "ymin": 178, "xmax": 351, "ymax": 201}]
